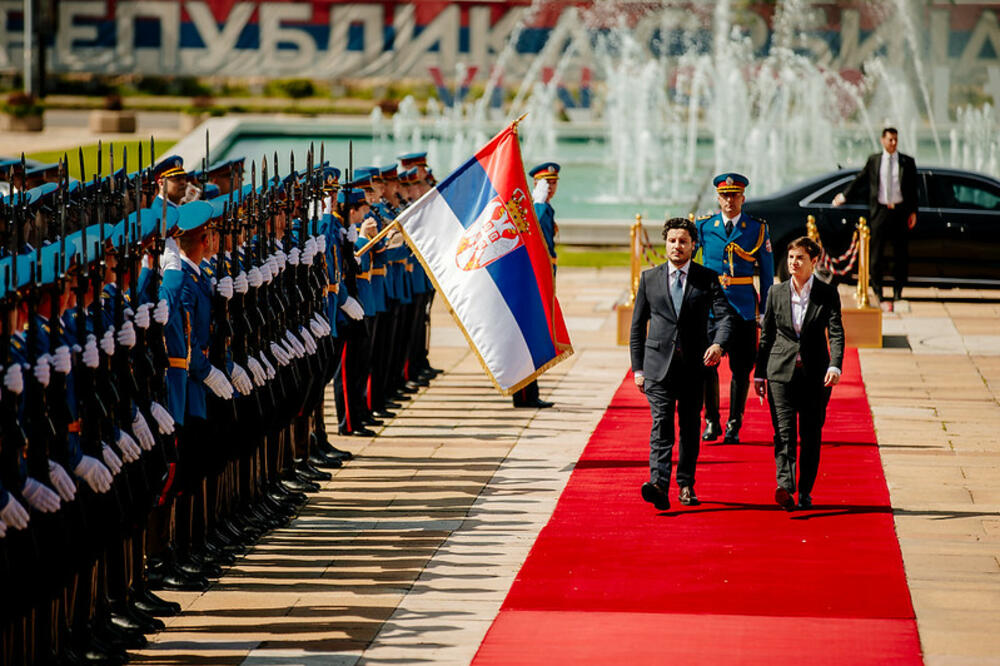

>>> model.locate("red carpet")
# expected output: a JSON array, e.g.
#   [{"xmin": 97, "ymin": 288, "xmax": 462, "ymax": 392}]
[{"xmin": 472, "ymin": 349, "xmax": 923, "ymax": 664}]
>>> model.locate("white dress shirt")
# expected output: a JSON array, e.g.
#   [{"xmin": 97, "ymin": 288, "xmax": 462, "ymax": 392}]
[
  {"xmin": 878, "ymin": 150, "xmax": 902, "ymax": 206},
  {"xmin": 635, "ymin": 260, "xmax": 692, "ymax": 381},
  {"xmin": 789, "ymin": 275, "xmax": 840, "ymax": 376}
]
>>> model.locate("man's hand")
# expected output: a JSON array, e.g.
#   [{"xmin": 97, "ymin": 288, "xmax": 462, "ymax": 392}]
[
  {"xmin": 633, "ymin": 372, "xmax": 645, "ymax": 394},
  {"xmin": 832, "ymin": 192, "xmax": 846, "ymax": 207},
  {"xmin": 754, "ymin": 378, "xmax": 767, "ymax": 399},
  {"xmin": 824, "ymin": 370, "xmax": 841, "ymax": 387},
  {"xmin": 907, "ymin": 212, "xmax": 917, "ymax": 230},
  {"xmin": 703, "ymin": 344, "xmax": 723, "ymax": 367}
]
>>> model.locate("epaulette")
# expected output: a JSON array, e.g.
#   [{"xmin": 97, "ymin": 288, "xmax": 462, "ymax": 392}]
[{"xmin": 697, "ymin": 213, "xmax": 712, "ymax": 220}]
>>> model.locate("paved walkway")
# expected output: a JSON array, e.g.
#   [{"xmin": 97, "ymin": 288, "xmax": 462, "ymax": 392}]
[{"xmin": 131, "ymin": 271, "xmax": 999, "ymax": 665}]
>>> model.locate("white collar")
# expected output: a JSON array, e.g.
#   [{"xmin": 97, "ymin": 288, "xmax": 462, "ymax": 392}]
[
  {"xmin": 180, "ymin": 252, "xmax": 201, "ymax": 274},
  {"xmin": 882, "ymin": 150, "xmax": 897, "ymax": 162},
  {"xmin": 669, "ymin": 259, "xmax": 691, "ymax": 276},
  {"xmin": 790, "ymin": 273, "xmax": 814, "ymax": 299},
  {"xmin": 723, "ymin": 212, "xmax": 740, "ymax": 227}
]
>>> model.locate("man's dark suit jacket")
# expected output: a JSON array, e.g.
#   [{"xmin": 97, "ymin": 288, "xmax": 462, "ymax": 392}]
[
  {"xmin": 841, "ymin": 151, "xmax": 918, "ymax": 219},
  {"xmin": 630, "ymin": 261, "xmax": 733, "ymax": 383},
  {"xmin": 754, "ymin": 278, "xmax": 845, "ymax": 384}
]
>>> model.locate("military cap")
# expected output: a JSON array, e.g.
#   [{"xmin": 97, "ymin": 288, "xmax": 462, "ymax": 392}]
[
  {"xmin": 380, "ymin": 165, "xmax": 398, "ymax": 180},
  {"xmin": 528, "ymin": 162, "xmax": 560, "ymax": 180},
  {"xmin": 354, "ymin": 166, "xmax": 381, "ymax": 183},
  {"xmin": 174, "ymin": 201, "xmax": 214, "ymax": 236},
  {"xmin": 713, "ymin": 172, "xmax": 749, "ymax": 194},
  {"xmin": 134, "ymin": 205, "xmax": 179, "ymax": 242},
  {"xmin": 25, "ymin": 162, "xmax": 59, "ymax": 178},
  {"xmin": 398, "ymin": 152, "xmax": 428, "ymax": 168},
  {"xmin": 349, "ymin": 172, "xmax": 374, "ymax": 190},
  {"xmin": 65, "ymin": 224, "xmax": 116, "ymax": 269},
  {"xmin": 203, "ymin": 183, "xmax": 221, "ymax": 198},
  {"xmin": 337, "ymin": 188, "xmax": 366, "ymax": 205},
  {"xmin": 321, "ymin": 167, "xmax": 341, "ymax": 191},
  {"xmin": 154, "ymin": 155, "xmax": 187, "ymax": 180}
]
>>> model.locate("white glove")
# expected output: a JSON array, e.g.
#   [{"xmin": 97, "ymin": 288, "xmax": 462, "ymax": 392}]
[
  {"xmin": 274, "ymin": 249, "xmax": 287, "ymax": 268},
  {"xmin": 22, "ymin": 477, "xmax": 60, "ymax": 513},
  {"xmin": 153, "ymin": 298, "xmax": 170, "ymax": 325},
  {"xmin": 302, "ymin": 247, "xmax": 314, "ymax": 266},
  {"xmin": 116, "ymin": 431, "xmax": 141, "ymax": 463},
  {"xmin": 285, "ymin": 330, "xmax": 306, "ymax": 357},
  {"xmin": 132, "ymin": 412, "xmax": 155, "ymax": 451},
  {"xmin": 260, "ymin": 261, "xmax": 273, "ymax": 283},
  {"xmin": 269, "ymin": 342, "xmax": 291, "ymax": 366},
  {"xmin": 346, "ymin": 225, "xmax": 358, "ymax": 243},
  {"xmin": 387, "ymin": 231, "xmax": 404, "ymax": 249},
  {"xmin": 288, "ymin": 248, "xmax": 300, "ymax": 266},
  {"xmin": 134, "ymin": 303, "xmax": 151, "ymax": 329},
  {"xmin": 82, "ymin": 335, "xmax": 100, "ymax": 368},
  {"xmin": 299, "ymin": 327, "xmax": 317, "ymax": 354},
  {"xmin": 205, "ymin": 366, "xmax": 234, "ymax": 400},
  {"xmin": 116, "ymin": 320, "xmax": 136, "ymax": 348},
  {"xmin": 100, "ymin": 328, "xmax": 115, "ymax": 356},
  {"xmin": 340, "ymin": 296, "xmax": 365, "ymax": 321},
  {"xmin": 246, "ymin": 357, "xmax": 267, "ymax": 386},
  {"xmin": 309, "ymin": 316, "xmax": 327, "ymax": 338},
  {"xmin": 149, "ymin": 401, "xmax": 175, "ymax": 435},
  {"xmin": 0, "ymin": 495, "xmax": 29, "ymax": 529},
  {"xmin": 259, "ymin": 352, "xmax": 276, "ymax": 379},
  {"xmin": 74, "ymin": 455, "xmax": 112, "ymax": 493},
  {"xmin": 52, "ymin": 345, "xmax": 72, "ymax": 373},
  {"xmin": 230, "ymin": 363, "xmax": 253, "ymax": 394},
  {"xmin": 32, "ymin": 355, "xmax": 51, "ymax": 387},
  {"xmin": 216, "ymin": 275, "xmax": 234, "ymax": 300},
  {"xmin": 4, "ymin": 364, "xmax": 23, "ymax": 394},
  {"xmin": 234, "ymin": 271, "xmax": 249, "ymax": 294},
  {"xmin": 248, "ymin": 267, "xmax": 263, "ymax": 288},
  {"xmin": 268, "ymin": 255, "xmax": 280, "ymax": 276},
  {"xmin": 317, "ymin": 235, "xmax": 327, "ymax": 254},
  {"xmin": 101, "ymin": 444, "xmax": 123, "ymax": 475},
  {"xmin": 48, "ymin": 460, "xmax": 76, "ymax": 502}
]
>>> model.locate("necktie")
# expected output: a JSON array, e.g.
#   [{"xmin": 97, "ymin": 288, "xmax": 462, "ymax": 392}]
[
  {"xmin": 725, "ymin": 218, "xmax": 733, "ymax": 235},
  {"xmin": 671, "ymin": 270, "xmax": 685, "ymax": 313},
  {"xmin": 890, "ymin": 156, "xmax": 898, "ymax": 203}
]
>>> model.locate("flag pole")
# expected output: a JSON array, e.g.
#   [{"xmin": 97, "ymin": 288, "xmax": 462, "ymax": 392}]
[{"xmin": 354, "ymin": 219, "xmax": 401, "ymax": 258}]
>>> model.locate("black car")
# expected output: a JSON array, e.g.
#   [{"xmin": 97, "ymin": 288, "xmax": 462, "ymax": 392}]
[{"xmin": 742, "ymin": 167, "xmax": 1000, "ymax": 286}]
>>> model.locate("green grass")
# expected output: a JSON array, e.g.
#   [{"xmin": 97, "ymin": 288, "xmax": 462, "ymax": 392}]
[
  {"xmin": 555, "ymin": 245, "xmax": 631, "ymax": 267},
  {"xmin": 26, "ymin": 139, "xmax": 177, "ymax": 181}
]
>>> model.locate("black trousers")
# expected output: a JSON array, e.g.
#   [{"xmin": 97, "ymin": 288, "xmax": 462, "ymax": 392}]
[
  {"xmin": 644, "ymin": 361, "xmax": 704, "ymax": 490},
  {"xmin": 333, "ymin": 319, "xmax": 371, "ymax": 433},
  {"xmin": 869, "ymin": 204, "xmax": 910, "ymax": 299},
  {"xmin": 767, "ymin": 367, "xmax": 831, "ymax": 496},
  {"xmin": 704, "ymin": 315, "xmax": 758, "ymax": 426}
]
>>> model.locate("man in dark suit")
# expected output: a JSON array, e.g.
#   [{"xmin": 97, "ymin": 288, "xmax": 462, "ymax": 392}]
[
  {"xmin": 833, "ymin": 127, "xmax": 918, "ymax": 305},
  {"xmin": 754, "ymin": 237, "xmax": 845, "ymax": 510},
  {"xmin": 630, "ymin": 218, "xmax": 734, "ymax": 510}
]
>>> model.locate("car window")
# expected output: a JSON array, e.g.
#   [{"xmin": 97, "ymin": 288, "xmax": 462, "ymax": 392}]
[
  {"xmin": 808, "ymin": 175, "xmax": 865, "ymax": 205},
  {"xmin": 929, "ymin": 174, "xmax": 1000, "ymax": 210}
]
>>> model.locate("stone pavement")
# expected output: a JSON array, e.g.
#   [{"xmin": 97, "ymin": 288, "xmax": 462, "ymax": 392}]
[
  {"xmin": 861, "ymin": 287, "xmax": 1000, "ymax": 666},
  {"xmin": 131, "ymin": 271, "xmax": 999, "ymax": 665}
]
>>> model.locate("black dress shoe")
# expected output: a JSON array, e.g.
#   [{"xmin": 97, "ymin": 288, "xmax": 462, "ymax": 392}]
[
  {"xmin": 309, "ymin": 452, "xmax": 344, "ymax": 469},
  {"xmin": 132, "ymin": 588, "xmax": 181, "ymax": 617},
  {"xmin": 640, "ymin": 482, "xmax": 670, "ymax": 511},
  {"xmin": 349, "ymin": 427, "xmax": 376, "ymax": 437},
  {"xmin": 775, "ymin": 487, "xmax": 795, "ymax": 511},
  {"xmin": 513, "ymin": 398, "xmax": 554, "ymax": 408},
  {"xmin": 798, "ymin": 494, "xmax": 813, "ymax": 509},
  {"xmin": 383, "ymin": 400, "xmax": 403, "ymax": 409},
  {"xmin": 723, "ymin": 421, "xmax": 741, "ymax": 444},
  {"xmin": 404, "ymin": 380, "xmax": 421, "ymax": 391},
  {"xmin": 372, "ymin": 409, "xmax": 396, "ymax": 419},
  {"xmin": 363, "ymin": 417, "xmax": 384, "ymax": 427},
  {"xmin": 296, "ymin": 460, "xmax": 332, "ymax": 481},
  {"xmin": 315, "ymin": 437, "xmax": 353, "ymax": 460},
  {"xmin": 678, "ymin": 486, "xmax": 700, "ymax": 506},
  {"xmin": 288, "ymin": 473, "xmax": 321, "ymax": 492},
  {"xmin": 702, "ymin": 420, "xmax": 722, "ymax": 441}
]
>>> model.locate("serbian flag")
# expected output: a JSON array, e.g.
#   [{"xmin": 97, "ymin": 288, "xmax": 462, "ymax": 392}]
[{"xmin": 397, "ymin": 123, "xmax": 573, "ymax": 395}]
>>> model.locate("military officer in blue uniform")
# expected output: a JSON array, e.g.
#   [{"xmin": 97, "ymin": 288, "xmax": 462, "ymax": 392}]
[
  {"xmin": 696, "ymin": 173, "xmax": 773, "ymax": 444},
  {"xmin": 511, "ymin": 162, "xmax": 561, "ymax": 409}
]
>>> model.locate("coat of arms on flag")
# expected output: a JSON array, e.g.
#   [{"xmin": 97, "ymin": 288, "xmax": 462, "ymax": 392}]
[{"xmin": 392, "ymin": 121, "xmax": 573, "ymax": 395}]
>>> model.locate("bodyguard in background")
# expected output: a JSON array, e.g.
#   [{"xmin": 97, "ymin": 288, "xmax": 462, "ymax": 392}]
[
  {"xmin": 833, "ymin": 127, "xmax": 917, "ymax": 307},
  {"xmin": 631, "ymin": 217, "xmax": 733, "ymax": 510},
  {"xmin": 754, "ymin": 237, "xmax": 844, "ymax": 510}
]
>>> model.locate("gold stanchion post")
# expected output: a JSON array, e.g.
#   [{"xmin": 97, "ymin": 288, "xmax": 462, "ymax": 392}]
[
  {"xmin": 806, "ymin": 214, "xmax": 821, "ymax": 246},
  {"xmin": 856, "ymin": 216, "xmax": 870, "ymax": 308},
  {"xmin": 617, "ymin": 214, "xmax": 644, "ymax": 345}
]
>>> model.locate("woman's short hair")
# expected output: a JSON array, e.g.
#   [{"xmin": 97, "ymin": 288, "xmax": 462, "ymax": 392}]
[
  {"xmin": 662, "ymin": 217, "xmax": 697, "ymax": 242},
  {"xmin": 787, "ymin": 235, "xmax": 822, "ymax": 260}
]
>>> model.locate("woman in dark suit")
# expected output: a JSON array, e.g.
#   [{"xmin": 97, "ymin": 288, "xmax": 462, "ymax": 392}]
[{"xmin": 754, "ymin": 237, "xmax": 845, "ymax": 510}]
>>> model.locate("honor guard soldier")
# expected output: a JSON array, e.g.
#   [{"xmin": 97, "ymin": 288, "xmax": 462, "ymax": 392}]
[
  {"xmin": 511, "ymin": 162, "xmax": 560, "ymax": 409},
  {"xmin": 696, "ymin": 173, "xmax": 773, "ymax": 444}
]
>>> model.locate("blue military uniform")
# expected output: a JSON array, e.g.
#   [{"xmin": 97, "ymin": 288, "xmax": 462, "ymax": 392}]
[{"xmin": 695, "ymin": 173, "xmax": 774, "ymax": 443}]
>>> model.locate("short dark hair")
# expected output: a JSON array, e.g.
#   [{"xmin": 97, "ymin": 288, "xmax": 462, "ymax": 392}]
[
  {"xmin": 787, "ymin": 235, "xmax": 822, "ymax": 260},
  {"xmin": 881, "ymin": 127, "xmax": 898, "ymax": 137},
  {"xmin": 662, "ymin": 217, "xmax": 697, "ymax": 243}
]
